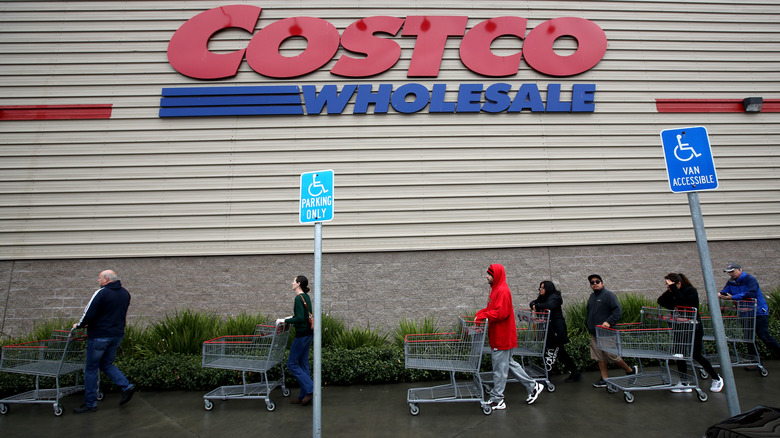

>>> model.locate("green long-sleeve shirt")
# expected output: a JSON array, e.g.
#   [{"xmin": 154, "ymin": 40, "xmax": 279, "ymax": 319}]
[{"xmin": 285, "ymin": 292, "xmax": 313, "ymax": 337}]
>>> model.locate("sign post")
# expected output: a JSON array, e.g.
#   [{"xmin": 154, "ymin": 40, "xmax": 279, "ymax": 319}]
[
  {"xmin": 299, "ymin": 169, "xmax": 334, "ymax": 438},
  {"xmin": 660, "ymin": 127, "xmax": 739, "ymax": 416}
]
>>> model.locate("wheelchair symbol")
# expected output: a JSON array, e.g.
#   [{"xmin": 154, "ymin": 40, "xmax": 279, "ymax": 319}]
[
  {"xmin": 308, "ymin": 174, "xmax": 329, "ymax": 197},
  {"xmin": 673, "ymin": 134, "xmax": 702, "ymax": 162}
]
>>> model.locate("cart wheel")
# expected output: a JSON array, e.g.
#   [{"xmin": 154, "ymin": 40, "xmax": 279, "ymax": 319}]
[
  {"xmin": 481, "ymin": 404, "xmax": 493, "ymax": 415},
  {"xmin": 760, "ymin": 367, "xmax": 769, "ymax": 377},
  {"xmin": 266, "ymin": 401, "xmax": 276, "ymax": 412},
  {"xmin": 698, "ymin": 369, "xmax": 709, "ymax": 379},
  {"xmin": 282, "ymin": 387, "xmax": 291, "ymax": 397},
  {"xmin": 204, "ymin": 400, "xmax": 213, "ymax": 411},
  {"xmin": 606, "ymin": 385, "xmax": 618, "ymax": 394},
  {"xmin": 698, "ymin": 391, "xmax": 708, "ymax": 402},
  {"xmin": 546, "ymin": 382, "xmax": 556, "ymax": 393},
  {"xmin": 0, "ymin": 403, "xmax": 8, "ymax": 415},
  {"xmin": 623, "ymin": 392, "xmax": 634, "ymax": 403},
  {"xmin": 53, "ymin": 404, "xmax": 64, "ymax": 416},
  {"xmin": 409, "ymin": 403, "xmax": 420, "ymax": 416},
  {"xmin": 97, "ymin": 391, "xmax": 104, "ymax": 401}
]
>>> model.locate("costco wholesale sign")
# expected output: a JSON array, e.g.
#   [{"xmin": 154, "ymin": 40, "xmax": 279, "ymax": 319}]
[{"xmin": 161, "ymin": 5, "xmax": 608, "ymax": 117}]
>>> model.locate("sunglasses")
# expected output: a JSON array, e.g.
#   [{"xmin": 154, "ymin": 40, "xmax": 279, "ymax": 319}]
[{"xmin": 589, "ymin": 280, "xmax": 602, "ymax": 285}]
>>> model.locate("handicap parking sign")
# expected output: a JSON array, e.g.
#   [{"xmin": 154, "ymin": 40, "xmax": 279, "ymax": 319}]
[
  {"xmin": 300, "ymin": 170, "xmax": 334, "ymax": 223},
  {"xmin": 660, "ymin": 126, "xmax": 718, "ymax": 193}
]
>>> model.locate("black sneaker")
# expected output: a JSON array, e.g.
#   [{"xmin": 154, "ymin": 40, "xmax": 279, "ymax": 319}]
[
  {"xmin": 565, "ymin": 372, "xmax": 583, "ymax": 383},
  {"xmin": 592, "ymin": 378, "xmax": 607, "ymax": 388},
  {"xmin": 119, "ymin": 386, "xmax": 137, "ymax": 406},
  {"xmin": 73, "ymin": 404, "xmax": 97, "ymax": 414}
]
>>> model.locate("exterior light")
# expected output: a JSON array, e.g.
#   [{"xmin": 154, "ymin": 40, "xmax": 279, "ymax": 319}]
[{"xmin": 743, "ymin": 97, "xmax": 763, "ymax": 113}]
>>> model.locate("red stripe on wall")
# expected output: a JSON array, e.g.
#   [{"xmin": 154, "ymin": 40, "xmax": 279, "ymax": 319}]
[
  {"xmin": 0, "ymin": 104, "xmax": 113, "ymax": 120},
  {"xmin": 656, "ymin": 99, "xmax": 780, "ymax": 113}
]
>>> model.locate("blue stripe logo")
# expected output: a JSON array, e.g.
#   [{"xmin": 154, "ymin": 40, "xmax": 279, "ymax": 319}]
[{"xmin": 159, "ymin": 86, "xmax": 304, "ymax": 117}]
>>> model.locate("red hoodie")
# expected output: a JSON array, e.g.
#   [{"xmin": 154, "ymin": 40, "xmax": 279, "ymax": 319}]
[{"xmin": 475, "ymin": 263, "xmax": 518, "ymax": 351}]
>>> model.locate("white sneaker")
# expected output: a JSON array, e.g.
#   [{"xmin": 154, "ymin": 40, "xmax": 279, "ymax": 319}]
[
  {"xmin": 710, "ymin": 376, "xmax": 724, "ymax": 392},
  {"xmin": 526, "ymin": 382, "xmax": 543, "ymax": 405},
  {"xmin": 670, "ymin": 387, "xmax": 692, "ymax": 393},
  {"xmin": 490, "ymin": 399, "xmax": 506, "ymax": 410}
]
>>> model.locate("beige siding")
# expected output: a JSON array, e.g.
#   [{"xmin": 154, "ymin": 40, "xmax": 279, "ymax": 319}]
[{"xmin": 1, "ymin": 0, "xmax": 779, "ymax": 259}]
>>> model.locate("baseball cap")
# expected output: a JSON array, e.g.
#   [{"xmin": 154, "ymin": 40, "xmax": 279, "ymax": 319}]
[{"xmin": 723, "ymin": 263, "xmax": 742, "ymax": 272}]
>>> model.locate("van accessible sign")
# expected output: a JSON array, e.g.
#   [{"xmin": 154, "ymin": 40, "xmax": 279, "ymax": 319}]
[
  {"xmin": 160, "ymin": 6, "xmax": 608, "ymax": 118},
  {"xmin": 660, "ymin": 127, "xmax": 718, "ymax": 193}
]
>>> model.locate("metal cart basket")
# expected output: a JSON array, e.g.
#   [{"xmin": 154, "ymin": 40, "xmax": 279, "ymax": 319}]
[
  {"xmin": 201, "ymin": 323, "xmax": 291, "ymax": 411},
  {"xmin": 480, "ymin": 309, "xmax": 554, "ymax": 392},
  {"xmin": 0, "ymin": 328, "xmax": 89, "ymax": 416},
  {"xmin": 405, "ymin": 317, "xmax": 491, "ymax": 415},
  {"xmin": 700, "ymin": 299, "xmax": 767, "ymax": 376},
  {"xmin": 597, "ymin": 306, "xmax": 707, "ymax": 403}
]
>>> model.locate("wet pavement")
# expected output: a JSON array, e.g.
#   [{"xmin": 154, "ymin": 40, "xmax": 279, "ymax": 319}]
[{"xmin": 1, "ymin": 362, "xmax": 779, "ymax": 438}]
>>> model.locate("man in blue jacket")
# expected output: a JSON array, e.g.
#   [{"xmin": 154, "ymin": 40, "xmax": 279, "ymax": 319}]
[
  {"xmin": 718, "ymin": 262, "xmax": 780, "ymax": 366},
  {"xmin": 72, "ymin": 270, "xmax": 136, "ymax": 413}
]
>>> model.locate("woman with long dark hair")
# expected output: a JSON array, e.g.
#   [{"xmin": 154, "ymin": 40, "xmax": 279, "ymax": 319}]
[
  {"xmin": 657, "ymin": 272, "xmax": 723, "ymax": 393},
  {"xmin": 278, "ymin": 275, "xmax": 314, "ymax": 405},
  {"xmin": 530, "ymin": 280, "xmax": 582, "ymax": 382}
]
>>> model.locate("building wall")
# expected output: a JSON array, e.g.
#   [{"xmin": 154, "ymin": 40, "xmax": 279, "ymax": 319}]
[
  {"xmin": 1, "ymin": 1, "xmax": 779, "ymax": 259},
  {"xmin": 1, "ymin": 239, "xmax": 777, "ymax": 339},
  {"xmin": 1, "ymin": 1, "xmax": 779, "ymax": 338}
]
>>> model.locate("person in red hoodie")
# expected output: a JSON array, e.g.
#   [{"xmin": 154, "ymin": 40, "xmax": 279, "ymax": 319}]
[{"xmin": 475, "ymin": 263, "xmax": 543, "ymax": 410}]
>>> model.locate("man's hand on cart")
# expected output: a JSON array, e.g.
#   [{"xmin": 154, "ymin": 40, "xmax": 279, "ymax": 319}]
[
  {"xmin": 601, "ymin": 321, "xmax": 611, "ymax": 328},
  {"xmin": 275, "ymin": 318, "xmax": 285, "ymax": 325}
]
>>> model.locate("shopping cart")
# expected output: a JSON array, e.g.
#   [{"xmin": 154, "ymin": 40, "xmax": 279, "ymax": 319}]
[
  {"xmin": 596, "ymin": 306, "xmax": 707, "ymax": 403},
  {"xmin": 405, "ymin": 316, "xmax": 491, "ymax": 415},
  {"xmin": 201, "ymin": 323, "xmax": 291, "ymax": 411},
  {"xmin": 699, "ymin": 299, "xmax": 767, "ymax": 376},
  {"xmin": 480, "ymin": 309, "xmax": 554, "ymax": 392},
  {"xmin": 0, "ymin": 328, "xmax": 90, "ymax": 416}
]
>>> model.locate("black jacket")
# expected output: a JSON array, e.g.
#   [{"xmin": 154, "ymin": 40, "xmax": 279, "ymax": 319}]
[
  {"xmin": 529, "ymin": 290, "xmax": 570, "ymax": 345},
  {"xmin": 657, "ymin": 283, "xmax": 700, "ymax": 318},
  {"xmin": 77, "ymin": 280, "xmax": 131, "ymax": 338}
]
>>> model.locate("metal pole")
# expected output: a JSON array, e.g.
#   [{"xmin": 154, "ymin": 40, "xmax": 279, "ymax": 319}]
[
  {"xmin": 313, "ymin": 222, "xmax": 322, "ymax": 438},
  {"xmin": 687, "ymin": 192, "xmax": 740, "ymax": 416}
]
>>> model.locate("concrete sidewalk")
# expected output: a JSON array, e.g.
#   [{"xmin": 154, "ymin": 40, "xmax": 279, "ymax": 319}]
[{"xmin": 1, "ymin": 362, "xmax": 779, "ymax": 438}]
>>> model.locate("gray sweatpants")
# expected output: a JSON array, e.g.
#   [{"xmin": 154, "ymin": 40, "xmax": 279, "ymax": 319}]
[{"xmin": 489, "ymin": 349, "xmax": 536, "ymax": 402}]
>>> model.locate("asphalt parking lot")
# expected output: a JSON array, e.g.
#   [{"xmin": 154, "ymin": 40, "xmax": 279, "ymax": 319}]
[{"xmin": 1, "ymin": 362, "xmax": 779, "ymax": 438}]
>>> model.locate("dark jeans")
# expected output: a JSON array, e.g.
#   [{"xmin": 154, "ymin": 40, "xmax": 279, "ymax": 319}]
[
  {"xmin": 287, "ymin": 334, "xmax": 313, "ymax": 400},
  {"xmin": 85, "ymin": 337, "xmax": 132, "ymax": 407},
  {"xmin": 750, "ymin": 315, "xmax": 780, "ymax": 361}
]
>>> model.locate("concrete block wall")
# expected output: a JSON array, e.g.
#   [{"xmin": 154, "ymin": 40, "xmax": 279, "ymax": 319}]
[{"xmin": 1, "ymin": 239, "xmax": 778, "ymax": 340}]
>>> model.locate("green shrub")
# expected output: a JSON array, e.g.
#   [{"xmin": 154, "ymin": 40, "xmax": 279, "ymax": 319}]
[
  {"xmin": 617, "ymin": 293, "xmax": 656, "ymax": 323},
  {"xmin": 117, "ymin": 323, "xmax": 148, "ymax": 357},
  {"xmin": 329, "ymin": 326, "xmax": 387, "ymax": 349},
  {"xmin": 219, "ymin": 311, "xmax": 271, "ymax": 336},
  {"xmin": 564, "ymin": 300, "xmax": 588, "ymax": 336},
  {"xmin": 765, "ymin": 286, "xmax": 780, "ymax": 320},
  {"xmin": 2, "ymin": 318, "xmax": 76, "ymax": 346},
  {"xmin": 134, "ymin": 309, "xmax": 221, "ymax": 357},
  {"xmin": 321, "ymin": 312, "xmax": 346, "ymax": 348},
  {"xmin": 392, "ymin": 316, "xmax": 440, "ymax": 349}
]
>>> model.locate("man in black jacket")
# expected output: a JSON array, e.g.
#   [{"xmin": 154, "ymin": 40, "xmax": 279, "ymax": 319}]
[
  {"xmin": 72, "ymin": 270, "xmax": 136, "ymax": 413},
  {"xmin": 586, "ymin": 274, "xmax": 637, "ymax": 388}
]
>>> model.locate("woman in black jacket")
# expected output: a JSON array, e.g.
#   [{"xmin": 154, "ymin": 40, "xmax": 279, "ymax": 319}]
[
  {"xmin": 530, "ymin": 281, "xmax": 582, "ymax": 382},
  {"xmin": 657, "ymin": 273, "xmax": 723, "ymax": 393}
]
